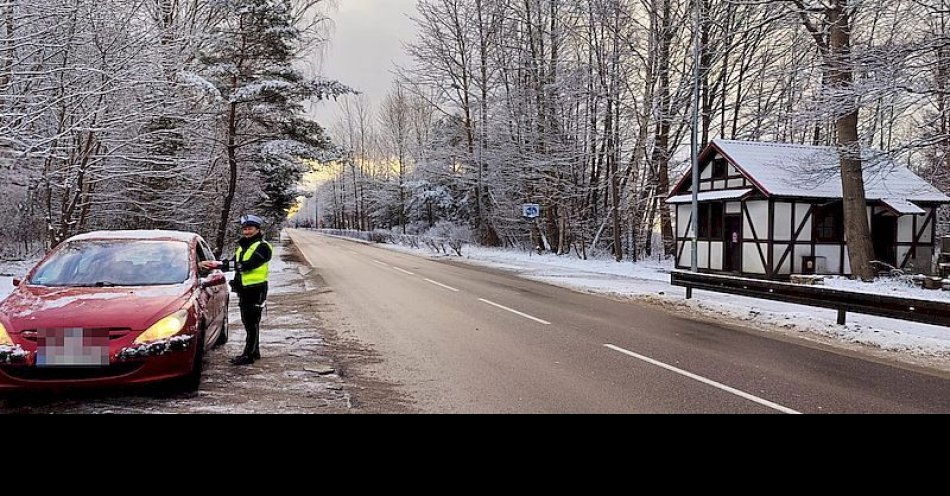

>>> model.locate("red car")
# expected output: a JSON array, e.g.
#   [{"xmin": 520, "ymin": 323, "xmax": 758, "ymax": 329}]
[{"xmin": 0, "ymin": 230, "xmax": 229, "ymax": 392}]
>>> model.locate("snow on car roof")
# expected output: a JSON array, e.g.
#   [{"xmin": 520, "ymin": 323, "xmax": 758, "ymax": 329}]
[
  {"xmin": 68, "ymin": 230, "xmax": 200, "ymax": 243},
  {"xmin": 712, "ymin": 139, "xmax": 950, "ymax": 203}
]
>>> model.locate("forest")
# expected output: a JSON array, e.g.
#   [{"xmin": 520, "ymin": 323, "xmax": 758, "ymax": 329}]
[
  {"xmin": 301, "ymin": 0, "xmax": 950, "ymax": 274},
  {"xmin": 2, "ymin": 0, "xmax": 950, "ymax": 273},
  {"xmin": 0, "ymin": 0, "xmax": 348, "ymax": 257}
]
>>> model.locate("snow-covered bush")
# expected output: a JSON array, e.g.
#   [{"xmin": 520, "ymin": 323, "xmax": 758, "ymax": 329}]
[
  {"xmin": 369, "ymin": 229, "xmax": 392, "ymax": 244},
  {"xmin": 421, "ymin": 222, "xmax": 470, "ymax": 256},
  {"xmin": 314, "ymin": 222, "xmax": 471, "ymax": 257},
  {"xmin": 404, "ymin": 221, "xmax": 432, "ymax": 236}
]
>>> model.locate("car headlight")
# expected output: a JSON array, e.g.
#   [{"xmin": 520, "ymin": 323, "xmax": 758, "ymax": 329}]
[
  {"xmin": 0, "ymin": 321, "xmax": 13, "ymax": 347},
  {"xmin": 134, "ymin": 310, "xmax": 189, "ymax": 344}
]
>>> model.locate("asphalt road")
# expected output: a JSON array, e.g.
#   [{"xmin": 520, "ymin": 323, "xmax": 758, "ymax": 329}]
[{"xmin": 287, "ymin": 229, "xmax": 950, "ymax": 414}]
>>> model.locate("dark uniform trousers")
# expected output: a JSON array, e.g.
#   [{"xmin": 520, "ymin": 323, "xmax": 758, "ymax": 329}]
[{"xmin": 237, "ymin": 282, "xmax": 268, "ymax": 357}]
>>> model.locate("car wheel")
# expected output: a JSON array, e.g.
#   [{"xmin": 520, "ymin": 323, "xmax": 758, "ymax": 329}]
[{"xmin": 169, "ymin": 330, "xmax": 204, "ymax": 393}]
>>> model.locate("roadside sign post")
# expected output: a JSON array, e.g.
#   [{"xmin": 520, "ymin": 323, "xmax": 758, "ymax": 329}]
[
  {"xmin": 688, "ymin": 0, "xmax": 702, "ymax": 294},
  {"xmin": 522, "ymin": 204, "xmax": 544, "ymax": 254}
]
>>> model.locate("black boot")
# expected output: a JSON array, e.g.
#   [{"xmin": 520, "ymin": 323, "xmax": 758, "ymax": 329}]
[{"xmin": 230, "ymin": 355, "xmax": 254, "ymax": 366}]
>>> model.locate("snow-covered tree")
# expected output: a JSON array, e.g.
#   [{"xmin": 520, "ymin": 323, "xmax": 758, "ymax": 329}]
[
  {"xmin": 309, "ymin": 0, "xmax": 950, "ymax": 269},
  {"xmin": 194, "ymin": 0, "xmax": 351, "ymax": 253},
  {"xmin": 0, "ymin": 0, "xmax": 348, "ymax": 257}
]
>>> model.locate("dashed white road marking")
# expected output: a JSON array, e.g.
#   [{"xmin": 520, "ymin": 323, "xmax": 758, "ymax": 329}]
[
  {"xmin": 478, "ymin": 298, "xmax": 551, "ymax": 325},
  {"xmin": 424, "ymin": 278, "xmax": 460, "ymax": 292},
  {"xmin": 603, "ymin": 344, "xmax": 801, "ymax": 414},
  {"xmin": 392, "ymin": 266, "xmax": 415, "ymax": 275},
  {"xmin": 372, "ymin": 260, "xmax": 388, "ymax": 266}
]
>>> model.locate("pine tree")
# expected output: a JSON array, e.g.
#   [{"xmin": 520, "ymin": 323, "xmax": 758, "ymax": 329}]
[{"xmin": 197, "ymin": 0, "xmax": 351, "ymax": 253}]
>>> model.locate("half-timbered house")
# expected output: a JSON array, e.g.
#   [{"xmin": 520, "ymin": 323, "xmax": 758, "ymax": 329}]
[{"xmin": 667, "ymin": 139, "xmax": 950, "ymax": 278}]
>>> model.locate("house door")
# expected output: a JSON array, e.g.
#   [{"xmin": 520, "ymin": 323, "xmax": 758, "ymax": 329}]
[
  {"xmin": 723, "ymin": 214, "xmax": 742, "ymax": 272},
  {"xmin": 871, "ymin": 215, "xmax": 898, "ymax": 267}
]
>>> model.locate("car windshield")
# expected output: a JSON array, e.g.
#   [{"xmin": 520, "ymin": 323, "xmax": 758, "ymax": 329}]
[{"xmin": 29, "ymin": 240, "xmax": 191, "ymax": 287}]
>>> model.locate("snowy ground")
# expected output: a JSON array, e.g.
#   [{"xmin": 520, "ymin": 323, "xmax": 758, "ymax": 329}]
[
  {"xmin": 322, "ymin": 233, "xmax": 950, "ymax": 368},
  {"xmin": 0, "ymin": 260, "xmax": 36, "ymax": 301},
  {"xmin": 823, "ymin": 275, "xmax": 950, "ymax": 303},
  {"xmin": 0, "ymin": 238, "xmax": 357, "ymax": 413}
]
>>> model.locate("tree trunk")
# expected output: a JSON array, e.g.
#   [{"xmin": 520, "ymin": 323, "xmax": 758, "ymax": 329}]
[
  {"xmin": 655, "ymin": 0, "xmax": 675, "ymax": 256},
  {"xmin": 609, "ymin": 0, "xmax": 623, "ymax": 262},
  {"xmin": 828, "ymin": 1, "xmax": 875, "ymax": 281},
  {"xmin": 215, "ymin": 101, "xmax": 239, "ymax": 257}
]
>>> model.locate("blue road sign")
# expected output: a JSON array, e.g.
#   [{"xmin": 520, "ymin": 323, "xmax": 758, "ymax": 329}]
[{"xmin": 522, "ymin": 204, "xmax": 541, "ymax": 219}]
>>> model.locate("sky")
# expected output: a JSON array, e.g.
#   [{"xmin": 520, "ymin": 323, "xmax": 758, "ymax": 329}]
[{"xmin": 309, "ymin": 0, "xmax": 419, "ymax": 128}]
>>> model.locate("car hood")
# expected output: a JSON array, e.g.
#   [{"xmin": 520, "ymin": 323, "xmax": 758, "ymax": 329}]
[{"xmin": 0, "ymin": 283, "xmax": 193, "ymax": 332}]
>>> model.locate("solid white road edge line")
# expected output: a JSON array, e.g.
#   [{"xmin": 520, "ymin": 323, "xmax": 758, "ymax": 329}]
[
  {"xmin": 603, "ymin": 344, "xmax": 801, "ymax": 414},
  {"xmin": 424, "ymin": 278, "xmax": 460, "ymax": 292},
  {"xmin": 392, "ymin": 266, "xmax": 415, "ymax": 275},
  {"xmin": 478, "ymin": 298, "xmax": 552, "ymax": 325},
  {"xmin": 288, "ymin": 232, "xmax": 317, "ymax": 267}
]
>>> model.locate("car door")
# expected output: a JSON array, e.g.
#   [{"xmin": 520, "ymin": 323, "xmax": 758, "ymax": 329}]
[
  {"xmin": 202, "ymin": 240, "xmax": 228, "ymax": 329},
  {"xmin": 196, "ymin": 240, "xmax": 225, "ymax": 347}
]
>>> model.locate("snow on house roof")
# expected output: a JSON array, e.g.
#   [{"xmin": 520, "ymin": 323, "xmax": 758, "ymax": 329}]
[
  {"xmin": 69, "ymin": 230, "xmax": 200, "ymax": 243},
  {"xmin": 666, "ymin": 189, "xmax": 753, "ymax": 204},
  {"xmin": 711, "ymin": 139, "xmax": 950, "ymax": 203},
  {"xmin": 880, "ymin": 198, "xmax": 926, "ymax": 215}
]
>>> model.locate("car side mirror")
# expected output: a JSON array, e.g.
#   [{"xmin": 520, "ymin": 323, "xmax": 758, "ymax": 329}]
[
  {"xmin": 12, "ymin": 278, "xmax": 20, "ymax": 287},
  {"xmin": 200, "ymin": 273, "xmax": 227, "ymax": 289}
]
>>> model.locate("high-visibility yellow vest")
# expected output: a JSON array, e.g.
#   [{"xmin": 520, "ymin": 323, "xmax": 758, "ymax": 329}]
[{"xmin": 235, "ymin": 240, "xmax": 271, "ymax": 287}]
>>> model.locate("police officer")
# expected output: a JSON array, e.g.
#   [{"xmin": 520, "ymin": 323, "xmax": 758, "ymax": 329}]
[{"xmin": 200, "ymin": 215, "xmax": 272, "ymax": 365}]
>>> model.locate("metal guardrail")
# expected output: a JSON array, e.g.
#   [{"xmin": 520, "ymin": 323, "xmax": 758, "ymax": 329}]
[
  {"xmin": 671, "ymin": 270, "xmax": 950, "ymax": 327},
  {"xmin": 310, "ymin": 228, "xmax": 466, "ymax": 256}
]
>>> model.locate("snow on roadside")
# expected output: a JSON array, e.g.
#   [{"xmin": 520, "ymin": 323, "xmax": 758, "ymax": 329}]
[
  {"xmin": 335, "ymin": 234, "xmax": 950, "ymax": 362},
  {"xmin": 0, "ymin": 277, "xmax": 11, "ymax": 301},
  {"xmin": 0, "ymin": 260, "xmax": 37, "ymax": 301},
  {"xmin": 823, "ymin": 275, "xmax": 950, "ymax": 303}
]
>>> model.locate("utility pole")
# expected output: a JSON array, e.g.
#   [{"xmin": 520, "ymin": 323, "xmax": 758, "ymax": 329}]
[{"xmin": 690, "ymin": 0, "xmax": 701, "ymax": 273}]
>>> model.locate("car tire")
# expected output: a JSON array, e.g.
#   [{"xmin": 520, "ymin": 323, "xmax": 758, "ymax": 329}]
[{"xmin": 169, "ymin": 331, "xmax": 204, "ymax": 393}]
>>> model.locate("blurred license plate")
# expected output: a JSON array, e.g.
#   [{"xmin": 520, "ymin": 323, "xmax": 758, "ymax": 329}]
[{"xmin": 37, "ymin": 328, "xmax": 110, "ymax": 367}]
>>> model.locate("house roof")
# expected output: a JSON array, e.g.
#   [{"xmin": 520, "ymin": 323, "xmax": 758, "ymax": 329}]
[
  {"xmin": 880, "ymin": 198, "xmax": 926, "ymax": 215},
  {"xmin": 666, "ymin": 189, "xmax": 753, "ymax": 204},
  {"xmin": 708, "ymin": 139, "xmax": 950, "ymax": 203}
]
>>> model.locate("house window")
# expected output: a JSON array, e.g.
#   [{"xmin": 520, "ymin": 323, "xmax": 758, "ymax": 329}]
[
  {"xmin": 710, "ymin": 203, "xmax": 723, "ymax": 238},
  {"xmin": 698, "ymin": 204, "xmax": 710, "ymax": 238},
  {"xmin": 698, "ymin": 203, "xmax": 724, "ymax": 239},
  {"xmin": 711, "ymin": 159, "xmax": 728, "ymax": 179},
  {"xmin": 813, "ymin": 203, "xmax": 843, "ymax": 243}
]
